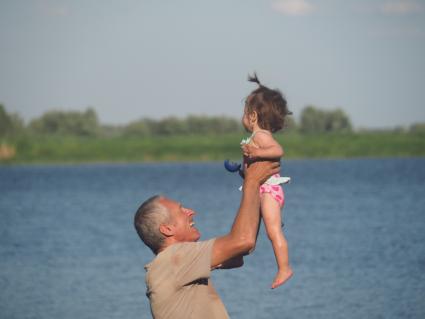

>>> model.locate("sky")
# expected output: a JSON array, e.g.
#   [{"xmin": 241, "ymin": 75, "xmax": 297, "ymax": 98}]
[{"xmin": 1, "ymin": 0, "xmax": 424, "ymax": 129}]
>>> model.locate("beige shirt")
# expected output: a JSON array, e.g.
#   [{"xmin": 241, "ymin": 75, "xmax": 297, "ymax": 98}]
[{"xmin": 144, "ymin": 239, "xmax": 229, "ymax": 319}]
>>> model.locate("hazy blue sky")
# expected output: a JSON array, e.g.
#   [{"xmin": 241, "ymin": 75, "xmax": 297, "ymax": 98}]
[{"xmin": 1, "ymin": 0, "xmax": 424, "ymax": 128}]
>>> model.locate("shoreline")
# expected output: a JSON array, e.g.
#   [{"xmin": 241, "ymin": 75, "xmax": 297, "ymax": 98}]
[{"xmin": 2, "ymin": 155, "xmax": 424, "ymax": 167}]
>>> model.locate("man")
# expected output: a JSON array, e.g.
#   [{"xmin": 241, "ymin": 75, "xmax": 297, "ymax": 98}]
[{"xmin": 134, "ymin": 160, "xmax": 280, "ymax": 318}]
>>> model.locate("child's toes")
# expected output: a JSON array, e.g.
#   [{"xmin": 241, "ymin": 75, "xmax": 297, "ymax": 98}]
[{"xmin": 271, "ymin": 269, "xmax": 293, "ymax": 289}]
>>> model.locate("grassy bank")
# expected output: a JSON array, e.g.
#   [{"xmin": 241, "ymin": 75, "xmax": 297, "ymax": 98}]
[{"xmin": 1, "ymin": 132, "xmax": 424, "ymax": 164}]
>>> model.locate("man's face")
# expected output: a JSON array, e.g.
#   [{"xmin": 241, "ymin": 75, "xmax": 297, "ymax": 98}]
[{"xmin": 159, "ymin": 197, "xmax": 201, "ymax": 242}]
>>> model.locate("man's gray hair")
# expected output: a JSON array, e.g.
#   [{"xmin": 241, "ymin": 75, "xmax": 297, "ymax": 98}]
[{"xmin": 134, "ymin": 195, "xmax": 171, "ymax": 254}]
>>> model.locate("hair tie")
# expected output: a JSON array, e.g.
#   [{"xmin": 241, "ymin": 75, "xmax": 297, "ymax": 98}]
[{"xmin": 248, "ymin": 72, "xmax": 262, "ymax": 87}]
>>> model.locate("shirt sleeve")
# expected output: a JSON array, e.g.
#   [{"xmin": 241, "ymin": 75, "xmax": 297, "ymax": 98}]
[{"xmin": 171, "ymin": 239, "xmax": 216, "ymax": 288}]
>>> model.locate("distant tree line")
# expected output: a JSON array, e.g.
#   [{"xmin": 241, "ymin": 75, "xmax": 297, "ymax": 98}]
[
  {"xmin": 299, "ymin": 106, "xmax": 352, "ymax": 133},
  {"xmin": 29, "ymin": 108, "xmax": 100, "ymax": 137},
  {"xmin": 123, "ymin": 115, "xmax": 243, "ymax": 136},
  {"xmin": 0, "ymin": 104, "xmax": 25, "ymax": 138},
  {"xmin": 1, "ymin": 103, "xmax": 423, "ymax": 139}
]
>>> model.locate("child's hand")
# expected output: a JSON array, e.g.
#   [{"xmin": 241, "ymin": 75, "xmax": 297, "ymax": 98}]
[{"xmin": 242, "ymin": 144, "xmax": 259, "ymax": 158}]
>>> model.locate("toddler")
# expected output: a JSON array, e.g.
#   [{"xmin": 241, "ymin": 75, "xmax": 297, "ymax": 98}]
[{"xmin": 241, "ymin": 73, "xmax": 293, "ymax": 289}]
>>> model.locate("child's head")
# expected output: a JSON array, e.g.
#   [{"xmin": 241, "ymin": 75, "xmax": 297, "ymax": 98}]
[{"xmin": 243, "ymin": 73, "xmax": 292, "ymax": 133}]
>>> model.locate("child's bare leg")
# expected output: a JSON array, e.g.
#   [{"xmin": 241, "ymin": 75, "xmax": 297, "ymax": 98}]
[{"xmin": 261, "ymin": 193, "xmax": 293, "ymax": 289}]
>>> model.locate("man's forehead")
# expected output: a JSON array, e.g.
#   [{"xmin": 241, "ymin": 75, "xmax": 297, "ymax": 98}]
[{"xmin": 159, "ymin": 197, "xmax": 181, "ymax": 209}]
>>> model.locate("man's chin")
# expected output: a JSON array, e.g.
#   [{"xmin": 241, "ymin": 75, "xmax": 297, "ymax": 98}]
[{"xmin": 193, "ymin": 228, "xmax": 201, "ymax": 241}]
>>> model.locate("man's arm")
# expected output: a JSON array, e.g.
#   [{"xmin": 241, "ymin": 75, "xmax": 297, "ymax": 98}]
[
  {"xmin": 210, "ymin": 160, "xmax": 280, "ymax": 268},
  {"xmin": 214, "ymin": 255, "xmax": 244, "ymax": 269}
]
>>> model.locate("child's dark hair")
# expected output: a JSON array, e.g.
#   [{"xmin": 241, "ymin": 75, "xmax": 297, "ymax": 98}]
[{"xmin": 245, "ymin": 73, "xmax": 292, "ymax": 133}]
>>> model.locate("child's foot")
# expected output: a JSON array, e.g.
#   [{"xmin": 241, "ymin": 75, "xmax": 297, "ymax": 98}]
[{"xmin": 271, "ymin": 267, "xmax": 293, "ymax": 289}]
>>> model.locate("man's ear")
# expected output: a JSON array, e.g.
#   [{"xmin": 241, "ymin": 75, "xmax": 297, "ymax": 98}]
[{"xmin": 159, "ymin": 224, "xmax": 174, "ymax": 237}]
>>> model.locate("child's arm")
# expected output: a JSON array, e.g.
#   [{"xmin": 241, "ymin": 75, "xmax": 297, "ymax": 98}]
[{"xmin": 242, "ymin": 132, "xmax": 284, "ymax": 159}]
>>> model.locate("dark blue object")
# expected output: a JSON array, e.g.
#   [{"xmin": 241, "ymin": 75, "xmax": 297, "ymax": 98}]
[{"xmin": 224, "ymin": 159, "xmax": 241, "ymax": 173}]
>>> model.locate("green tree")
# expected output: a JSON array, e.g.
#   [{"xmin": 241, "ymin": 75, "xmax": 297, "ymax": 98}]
[
  {"xmin": 300, "ymin": 106, "xmax": 352, "ymax": 133},
  {"xmin": 0, "ymin": 104, "xmax": 25, "ymax": 138},
  {"xmin": 300, "ymin": 105, "xmax": 327, "ymax": 133},
  {"xmin": 124, "ymin": 115, "xmax": 242, "ymax": 136},
  {"xmin": 410, "ymin": 123, "xmax": 425, "ymax": 134},
  {"xmin": 0, "ymin": 104, "xmax": 13, "ymax": 137},
  {"xmin": 29, "ymin": 107, "xmax": 100, "ymax": 136},
  {"xmin": 184, "ymin": 115, "xmax": 242, "ymax": 134},
  {"xmin": 324, "ymin": 109, "xmax": 352, "ymax": 132},
  {"xmin": 186, "ymin": 115, "xmax": 207, "ymax": 134},
  {"xmin": 123, "ymin": 119, "xmax": 151, "ymax": 136},
  {"xmin": 157, "ymin": 117, "xmax": 189, "ymax": 135},
  {"xmin": 209, "ymin": 116, "xmax": 242, "ymax": 134}
]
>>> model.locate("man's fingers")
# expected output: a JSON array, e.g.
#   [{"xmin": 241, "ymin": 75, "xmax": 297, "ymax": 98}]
[
  {"xmin": 270, "ymin": 161, "xmax": 280, "ymax": 168},
  {"xmin": 271, "ymin": 167, "xmax": 280, "ymax": 175},
  {"xmin": 272, "ymin": 161, "xmax": 280, "ymax": 170},
  {"xmin": 266, "ymin": 161, "xmax": 280, "ymax": 171},
  {"xmin": 244, "ymin": 160, "xmax": 281, "ymax": 185}
]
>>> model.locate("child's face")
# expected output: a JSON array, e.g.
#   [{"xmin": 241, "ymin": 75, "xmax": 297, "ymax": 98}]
[{"xmin": 242, "ymin": 107, "xmax": 252, "ymax": 132}]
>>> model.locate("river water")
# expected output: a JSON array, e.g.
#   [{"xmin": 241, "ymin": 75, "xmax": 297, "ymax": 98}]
[{"xmin": 1, "ymin": 158, "xmax": 424, "ymax": 319}]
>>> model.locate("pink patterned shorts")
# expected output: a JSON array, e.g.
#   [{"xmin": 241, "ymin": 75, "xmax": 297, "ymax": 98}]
[{"xmin": 260, "ymin": 183, "xmax": 285, "ymax": 207}]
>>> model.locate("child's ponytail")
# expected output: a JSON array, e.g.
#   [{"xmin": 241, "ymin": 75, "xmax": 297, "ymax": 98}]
[{"xmin": 248, "ymin": 72, "xmax": 262, "ymax": 87}]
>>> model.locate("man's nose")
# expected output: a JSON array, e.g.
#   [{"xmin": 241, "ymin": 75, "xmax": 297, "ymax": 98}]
[{"xmin": 184, "ymin": 208, "xmax": 195, "ymax": 217}]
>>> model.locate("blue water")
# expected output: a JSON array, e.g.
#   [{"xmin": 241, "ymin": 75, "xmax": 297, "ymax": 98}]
[{"xmin": 1, "ymin": 159, "xmax": 424, "ymax": 319}]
